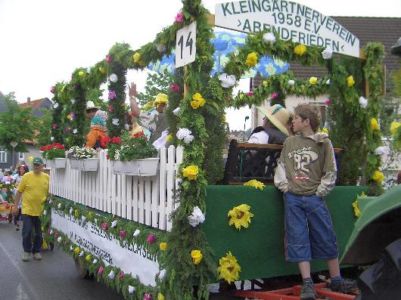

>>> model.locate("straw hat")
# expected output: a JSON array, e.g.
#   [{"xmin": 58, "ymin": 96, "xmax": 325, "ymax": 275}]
[
  {"xmin": 257, "ymin": 104, "xmax": 290, "ymax": 136},
  {"xmin": 86, "ymin": 101, "xmax": 99, "ymax": 111}
]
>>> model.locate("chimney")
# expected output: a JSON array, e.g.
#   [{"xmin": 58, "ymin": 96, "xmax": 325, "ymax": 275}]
[{"xmin": 27, "ymin": 97, "xmax": 31, "ymax": 105}]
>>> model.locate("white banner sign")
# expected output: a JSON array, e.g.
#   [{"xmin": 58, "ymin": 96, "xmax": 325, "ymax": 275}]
[
  {"xmin": 51, "ymin": 210, "xmax": 160, "ymax": 287},
  {"xmin": 175, "ymin": 21, "xmax": 197, "ymax": 68},
  {"xmin": 215, "ymin": 0, "xmax": 360, "ymax": 57}
]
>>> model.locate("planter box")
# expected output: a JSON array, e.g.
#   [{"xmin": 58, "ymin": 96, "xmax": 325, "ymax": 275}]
[
  {"xmin": 69, "ymin": 158, "xmax": 99, "ymax": 171},
  {"xmin": 112, "ymin": 158, "xmax": 159, "ymax": 176},
  {"xmin": 69, "ymin": 159, "xmax": 83, "ymax": 170},
  {"xmin": 46, "ymin": 158, "xmax": 66, "ymax": 169}
]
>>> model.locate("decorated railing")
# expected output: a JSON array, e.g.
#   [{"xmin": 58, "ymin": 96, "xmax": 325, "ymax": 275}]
[{"xmin": 49, "ymin": 146, "xmax": 183, "ymax": 231}]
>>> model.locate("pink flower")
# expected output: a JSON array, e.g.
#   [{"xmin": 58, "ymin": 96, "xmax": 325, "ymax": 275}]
[
  {"xmin": 146, "ymin": 234, "xmax": 156, "ymax": 245},
  {"xmin": 108, "ymin": 90, "xmax": 117, "ymax": 100},
  {"xmin": 246, "ymin": 91, "xmax": 254, "ymax": 96},
  {"xmin": 52, "ymin": 123, "xmax": 58, "ymax": 129},
  {"xmin": 100, "ymin": 222, "xmax": 109, "ymax": 231},
  {"xmin": 271, "ymin": 92, "xmax": 279, "ymax": 99},
  {"xmin": 98, "ymin": 266, "xmax": 104, "ymax": 276},
  {"xmin": 118, "ymin": 271, "xmax": 125, "ymax": 280},
  {"xmin": 324, "ymin": 98, "xmax": 332, "ymax": 105},
  {"xmin": 108, "ymin": 105, "xmax": 113, "ymax": 112},
  {"xmin": 143, "ymin": 293, "xmax": 153, "ymax": 300},
  {"xmin": 170, "ymin": 83, "xmax": 180, "ymax": 93},
  {"xmin": 119, "ymin": 230, "xmax": 127, "ymax": 239},
  {"xmin": 105, "ymin": 55, "xmax": 112, "ymax": 64},
  {"xmin": 175, "ymin": 12, "xmax": 184, "ymax": 23},
  {"xmin": 50, "ymin": 86, "xmax": 56, "ymax": 94}
]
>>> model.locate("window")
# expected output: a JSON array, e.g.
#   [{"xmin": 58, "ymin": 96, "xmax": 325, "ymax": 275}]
[
  {"xmin": 0, "ymin": 151, "xmax": 7, "ymax": 163},
  {"xmin": 18, "ymin": 152, "xmax": 25, "ymax": 161}
]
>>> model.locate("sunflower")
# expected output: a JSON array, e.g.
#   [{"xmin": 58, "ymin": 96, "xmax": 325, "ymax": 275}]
[
  {"xmin": 228, "ymin": 204, "xmax": 254, "ymax": 230},
  {"xmin": 217, "ymin": 252, "xmax": 241, "ymax": 284},
  {"xmin": 372, "ymin": 170, "xmax": 384, "ymax": 184}
]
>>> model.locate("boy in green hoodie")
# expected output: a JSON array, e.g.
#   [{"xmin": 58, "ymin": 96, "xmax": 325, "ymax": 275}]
[{"xmin": 274, "ymin": 104, "xmax": 356, "ymax": 300}]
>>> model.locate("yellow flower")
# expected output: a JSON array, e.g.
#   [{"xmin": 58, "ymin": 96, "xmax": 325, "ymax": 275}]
[
  {"xmin": 159, "ymin": 242, "xmax": 168, "ymax": 251},
  {"xmin": 352, "ymin": 200, "xmax": 361, "ymax": 218},
  {"xmin": 190, "ymin": 92, "xmax": 206, "ymax": 109},
  {"xmin": 98, "ymin": 66, "xmax": 106, "ymax": 74},
  {"xmin": 309, "ymin": 77, "xmax": 318, "ymax": 85},
  {"xmin": 228, "ymin": 204, "xmax": 254, "ymax": 230},
  {"xmin": 78, "ymin": 70, "xmax": 86, "ymax": 77},
  {"xmin": 347, "ymin": 75, "xmax": 355, "ymax": 87},
  {"xmin": 243, "ymin": 179, "xmax": 265, "ymax": 191},
  {"xmin": 74, "ymin": 209, "xmax": 80, "ymax": 218},
  {"xmin": 390, "ymin": 121, "xmax": 401, "ymax": 135},
  {"xmin": 157, "ymin": 293, "xmax": 165, "ymax": 300},
  {"xmin": 133, "ymin": 52, "xmax": 141, "ymax": 63},
  {"xmin": 191, "ymin": 249, "xmax": 203, "ymax": 265},
  {"xmin": 42, "ymin": 240, "xmax": 48, "ymax": 249},
  {"xmin": 182, "ymin": 165, "xmax": 199, "ymax": 181},
  {"xmin": 370, "ymin": 118, "xmax": 380, "ymax": 131},
  {"xmin": 166, "ymin": 134, "xmax": 173, "ymax": 143},
  {"xmin": 294, "ymin": 44, "xmax": 307, "ymax": 56},
  {"xmin": 319, "ymin": 127, "xmax": 329, "ymax": 135},
  {"xmin": 262, "ymin": 80, "xmax": 268, "ymax": 87},
  {"xmin": 245, "ymin": 52, "xmax": 258, "ymax": 67},
  {"xmin": 143, "ymin": 101, "xmax": 154, "ymax": 111},
  {"xmin": 217, "ymin": 252, "xmax": 241, "ymax": 284},
  {"xmin": 154, "ymin": 93, "xmax": 168, "ymax": 106},
  {"xmin": 85, "ymin": 254, "xmax": 92, "ymax": 262},
  {"xmin": 372, "ymin": 170, "xmax": 384, "ymax": 184},
  {"xmin": 74, "ymin": 247, "xmax": 81, "ymax": 255}
]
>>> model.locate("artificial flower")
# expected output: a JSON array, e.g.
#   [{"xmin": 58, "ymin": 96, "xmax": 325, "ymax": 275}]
[
  {"xmin": 170, "ymin": 83, "xmax": 180, "ymax": 93},
  {"xmin": 159, "ymin": 242, "xmax": 168, "ymax": 251},
  {"xmin": 78, "ymin": 70, "xmax": 86, "ymax": 77},
  {"xmin": 57, "ymin": 236, "xmax": 62, "ymax": 243},
  {"xmin": 53, "ymin": 103, "xmax": 59, "ymax": 109},
  {"xmin": 119, "ymin": 230, "xmax": 127, "ymax": 239},
  {"xmin": 109, "ymin": 74, "xmax": 118, "ymax": 83},
  {"xmin": 157, "ymin": 293, "xmax": 165, "ymax": 300},
  {"xmin": 99, "ymin": 66, "xmax": 107, "ymax": 74},
  {"xmin": 359, "ymin": 96, "xmax": 368, "ymax": 108},
  {"xmin": 294, "ymin": 44, "xmax": 307, "ymax": 56},
  {"xmin": 147, "ymin": 234, "xmax": 156, "ymax": 244},
  {"xmin": 128, "ymin": 285, "xmax": 135, "ymax": 294},
  {"xmin": 133, "ymin": 52, "xmax": 141, "ymax": 64},
  {"xmin": 156, "ymin": 44, "xmax": 166, "ymax": 53},
  {"xmin": 352, "ymin": 200, "xmax": 361, "ymax": 218},
  {"xmin": 98, "ymin": 266, "xmax": 104, "ymax": 276},
  {"xmin": 112, "ymin": 118, "xmax": 120, "ymax": 126},
  {"xmin": 111, "ymin": 220, "xmax": 118, "ymax": 228},
  {"xmin": 263, "ymin": 32, "xmax": 276, "ymax": 43},
  {"xmin": 74, "ymin": 247, "xmax": 81, "ymax": 255},
  {"xmin": 154, "ymin": 93, "xmax": 168, "ymax": 106},
  {"xmin": 85, "ymin": 254, "xmax": 92, "ymax": 262},
  {"xmin": 133, "ymin": 229, "xmax": 140, "ymax": 237},
  {"xmin": 182, "ymin": 165, "xmax": 199, "ymax": 180},
  {"xmin": 74, "ymin": 209, "xmax": 79, "ymax": 218},
  {"xmin": 108, "ymin": 90, "xmax": 117, "ymax": 100},
  {"xmin": 108, "ymin": 270, "xmax": 115, "ymax": 280},
  {"xmin": 93, "ymin": 258, "xmax": 98, "ymax": 264},
  {"xmin": 246, "ymin": 91, "xmax": 254, "ymax": 96},
  {"xmin": 118, "ymin": 271, "xmax": 125, "ymax": 280},
  {"xmin": 217, "ymin": 252, "xmax": 241, "ymax": 284},
  {"xmin": 175, "ymin": 12, "xmax": 184, "ymax": 23},
  {"xmin": 347, "ymin": 75, "xmax": 355, "ymax": 87},
  {"xmin": 218, "ymin": 73, "xmax": 237, "ymax": 88},
  {"xmin": 188, "ymin": 206, "xmax": 205, "ymax": 227},
  {"xmin": 288, "ymin": 79, "xmax": 295, "ymax": 86},
  {"xmin": 372, "ymin": 170, "xmax": 384, "ymax": 184},
  {"xmin": 191, "ymin": 249, "xmax": 203, "ymax": 265},
  {"xmin": 143, "ymin": 293, "xmax": 152, "ymax": 300},
  {"xmin": 50, "ymin": 86, "xmax": 56, "ymax": 93},
  {"xmin": 105, "ymin": 55, "xmax": 112, "ymax": 63},
  {"xmin": 158, "ymin": 269, "xmax": 166, "ymax": 280},
  {"xmin": 228, "ymin": 204, "xmax": 254, "ymax": 230},
  {"xmin": 320, "ymin": 127, "xmax": 329, "ymax": 135},
  {"xmin": 243, "ymin": 179, "xmax": 265, "ymax": 191},
  {"xmin": 79, "ymin": 251, "xmax": 84, "ymax": 257},
  {"xmin": 326, "ymin": 79, "xmax": 330, "ymax": 85},
  {"xmin": 166, "ymin": 134, "xmax": 174, "ymax": 143},
  {"xmin": 176, "ymin": 128, "xmax": 194, "ymax": 144},
  {"xmin": 309, "ymin": 77, "xmax": 318, "ymax": 85},
  {"xmin": 322, "ymin": 47, "xmax": 333, "ymax": 59},
  {"xmin": 100, "ymin": 222, "xmax": 109, "ymax": 231},
  {"xmin": 271, "ymin": 92, "xmax": 279, "ymax": 99},
  {"xmin": 390, "ymin": 121, "xmax": 401, "ymax": 135},
  {"xmin": 245, "ymin": 52, "xmax": 258, "ymax": 67},
  {"xmin": 191, "ymin": 93, "xmax": 206, "ymax": 109},
  {"xmin": 374, "ymin": 146, "xmax": 390, "ymax": 156},
  {"xmin": 370, "ymin": 118, "xmax": 380, "ymax": 131}
]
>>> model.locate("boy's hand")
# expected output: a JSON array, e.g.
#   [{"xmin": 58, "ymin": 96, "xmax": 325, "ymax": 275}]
[{"xmin": 11, "ymin": 205, "xmax": 19, "ymax": 215}]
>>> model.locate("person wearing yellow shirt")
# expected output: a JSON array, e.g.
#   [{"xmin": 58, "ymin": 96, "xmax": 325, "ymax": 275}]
[{"xmin": 13, "ymin": 157, "xmax": 49, "ymax": 262}]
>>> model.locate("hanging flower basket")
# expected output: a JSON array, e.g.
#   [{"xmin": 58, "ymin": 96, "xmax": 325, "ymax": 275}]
[
  {"xmin": 111, "ymin": 158, "xmax": 159, "ymax": 176},
  {"xmin": 46, "ymin": 158, "xmax": 66, "ymax": 169}
]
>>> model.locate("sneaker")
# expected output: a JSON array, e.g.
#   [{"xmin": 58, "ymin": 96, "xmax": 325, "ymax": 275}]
[
  {"xmin": 329, "ymin": 278, "xmax": 358, "ymax": 293},
  {"xmin": 22, "ymin": 252, "xmax": 31, "ymax": 262},
  {"xmin": 300, "ymin": 281, "xmax": 316, "ymax": 300},
  {"xmin": 33, "ymin": 253, "xmax": 42, "ymax": 261}
]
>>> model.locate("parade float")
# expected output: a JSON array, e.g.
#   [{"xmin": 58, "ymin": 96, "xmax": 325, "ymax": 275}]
[{"xmin": 40, "ymin": 1, "xmax": 401, "ymax": 299}]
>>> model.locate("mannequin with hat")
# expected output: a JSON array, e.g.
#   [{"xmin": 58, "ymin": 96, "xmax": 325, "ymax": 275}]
[
  {"xmin": 85, "ymin": 101, "xmax": 109, "ymax": 149},
  {"xmin": 248, "ymin": 104, "xmax": 291, "ymax": 145}
]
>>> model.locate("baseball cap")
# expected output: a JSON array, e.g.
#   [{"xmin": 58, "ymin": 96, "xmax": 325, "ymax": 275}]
[{"xmin": 33, "ymin": 157, "xmax": 44, "ymax": 165}]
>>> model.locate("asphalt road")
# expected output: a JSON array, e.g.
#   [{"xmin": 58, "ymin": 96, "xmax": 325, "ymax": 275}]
[{"xmin": 0, "ymin": 222, "xmax": 123, "ymax": 300}]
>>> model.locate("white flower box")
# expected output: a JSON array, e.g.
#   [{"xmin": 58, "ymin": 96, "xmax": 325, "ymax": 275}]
[
  {"xmin": 69, "ymin": 159, "xmax": 83, "ymax": 170},
  {"xmin": 112, "ymin": 158, "xmax": 159, "ymax": 176},
  {"xmin": 81, "ymin": 158, "xmax": 99, "ymax": 172},
  {"xmin": 46, "ymin": 158, "xmax": 66, "ymax": 169}
]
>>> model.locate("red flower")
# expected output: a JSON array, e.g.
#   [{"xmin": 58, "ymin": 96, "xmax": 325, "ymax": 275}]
[
  {"xmin": 111, "ymin": 137, "xmax": 121, "ymax": 144},
  {"xmin": 119, "ymin": 230, "xmax": 127, "ymax": 239},
  {"xmin": 118, "ymin": 271, "xmax": 125, "ymax": 280},
  {"xmin": 100, "ymin": 136, "xmax": 111, "ymax": 149},
  {"xmin": 133, "ymin": 131, "xmax": 145, "ymax": 139},
  {"xmin": 170, "ymin": 83, "xmax": 180, "ymax": 93},
  {"xmin": 246, "ymin": 91, "xmax": 254, "ymax": 96},
  {"xmin": 106, "ymin": 154, "xmax": 110, "ymax": 160},
  {"xmin": 98, "ymin": 266, "xmax": 104, "ymax": 276},
  {"xmin": 52, "ymin": 123, "xmax": 58, "ymax": 129},
  {"xmin": 146, "ymin": 234, "xmax": 156, "ymax": 245},
  {"xmin": 100, "ymin": 222, "xmax": 109, "ymax": 231},
  {"xmin": 105, "ymin": 55, "xmax": 112, "ymax": 64}
]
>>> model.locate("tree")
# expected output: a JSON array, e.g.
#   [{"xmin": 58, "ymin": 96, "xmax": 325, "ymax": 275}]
[
  {"xmin": 36, "ymin": 109, "xmax": 53, "ymax": 146},
  {"xmin": 0, "ymin": 93, "xmax": 37, "ymax": 152},
  {"xmin": 136, "ymin": 71, "xmax": 173, "ymax": 106}
]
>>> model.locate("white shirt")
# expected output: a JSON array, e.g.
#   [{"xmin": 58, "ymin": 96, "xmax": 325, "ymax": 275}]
[{"xmin": 248, "ymin": 131, "xmax": 269, "ymax": 144}]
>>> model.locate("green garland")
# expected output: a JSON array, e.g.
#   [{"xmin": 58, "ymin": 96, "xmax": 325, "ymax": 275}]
[
  {"xmin": 41, "ymin": 196, "xmax": 168, "ymax": 300},
  {"xmin": 50, "ymin": 82, "xmax": 66, "ymax": 144}
]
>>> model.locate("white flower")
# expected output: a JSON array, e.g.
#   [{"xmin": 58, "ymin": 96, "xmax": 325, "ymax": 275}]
[
  {"xmin": 326, "ymin": 79, "xmax": 330, "ymax": 85},
  {"xmin": 115, "ymin": 150, "xmax": 120, "ymax": 161},
  {"xmin": 109, "ymin": 73, "xmax": 118, "ymax": 83},
  {"xmin": 156, "ymin": 44, "xmax": 166, "ymax": 53},
  {"xmin": 288, "ymin": 79, "xmax": 295, "ymax": 86},
  {"xmin": 128, "ymin": 285, "xmax": 135, "ymax": 294},
  {"xmin": 93, "ymin": 258, "xmax": 98, "ymax": 264},
  {"xmin": 70, "ymin": 245, "xmax": 74, "ymax": 251},
  {"xmin": 218, "ymin": 73, "xmax": 237, "ymax": 88},
  {"xmin": 375, "ymin": 146, "xmax": 390, "ymax": 156},
  {"xmin": 322, "ymin": 47, "xmax": 333, "ymax": 59},
  {"xmin": 79, "ymin": 251, "xmax": 84, "ymax": 257},
  {"xmin": 111, "ymin": 220, "xmax": 118, "ymax": 228},
  {"xmin": 57, "ymin": 237, "xmax": 62, "ymax": 243},
  {"xmin": 57, "ymin": 203, "xmax": 62, "ymax": 209},
  {"xmin": 53, "ymin": 103, "xmax": 59, "ymax": 109},
  {"xmin": 158, "ymin": 269, "xmax": 166, "ymax": 280},
  {"xmin": 43, "ymin": 210, "xmax": 47, "ymax": 216},
  {"xmin": 359, "ymin": 96, "xmax": 368, "ymax": 108},
  {"xmin": 81, "ymin": 216, "xmax": 86, "ymax": 222},
  {"xmin": 73, "ymin": 129, "xmax": 78, "ymax": 134},
  {"xmin": 49, "ymin": 229, "xmax": 54, "ymax": 235},
  {"xmin": 71, "ymin": 99, "xmax": 76, "ymax": 104},
  {"xmin": 112, "ymin": 118, "xmax": 119, "ymax": 126},
  {"xmin": 124, "ymin": 124, "xmax": 130, "ymax": 130},
  {"xmin": 188, "ymin": 206, "xmax": 205, "ymax": 227},
  {"xmin": 69, "ymin": 207, "xmax": 73, "ymax": 215},
  {"xmin": 173, "ymin": 107, "xmax": 180, "ymax": 116},
  {"xmin": 133, "ymin": 229, "xmax": 140, "ymax": 237},
  {"xmin": 49, "ymin": 199, "xmax": 53, "ymax": 204},
  {"xmin": 108, "ymin": 270, "xmax": 115, "ymax": 280},
  {"xmin": 50, "ymin": 136, "xmax": 54, "ymax": 141},
  {"xmin": 263, "ymin": 32, "xmax": 276, "ymax": 43},
  {"xmin": 176, "ymin": 128, "xmax": 194, "ymax": 144}
]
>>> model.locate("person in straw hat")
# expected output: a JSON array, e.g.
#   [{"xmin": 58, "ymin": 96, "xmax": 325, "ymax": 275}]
[
  {"xmin": 248, "ymin": 104, "xmax": 291, "ymax": 145},
  {"xmin": 85, "ymin": 101, "xmax": 108, "ymax": 149}
]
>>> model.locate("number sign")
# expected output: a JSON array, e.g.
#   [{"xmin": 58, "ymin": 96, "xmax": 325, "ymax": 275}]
[{"xmin": 175, "ymin": 21, "xmax": 197, "ymax": 68}]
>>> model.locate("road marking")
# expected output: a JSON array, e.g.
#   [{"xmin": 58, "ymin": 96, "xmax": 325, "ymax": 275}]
[{"xmin": 16, "ymin": 283, "xmax": 30, "ymax": 300}]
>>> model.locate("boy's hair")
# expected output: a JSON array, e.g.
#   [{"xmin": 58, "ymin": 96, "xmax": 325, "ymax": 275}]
[{"xmin": 294, "ymin": 104, "xmax": 320, "ymax": 132}]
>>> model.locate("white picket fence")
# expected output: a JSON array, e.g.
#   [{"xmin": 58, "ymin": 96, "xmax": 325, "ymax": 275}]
[{"xmin": 49, "ymin": 146, "xmax": 184, "ymax": 231}]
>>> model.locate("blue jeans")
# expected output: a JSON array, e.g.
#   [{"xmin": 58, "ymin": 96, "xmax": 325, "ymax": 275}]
[
  {"xmin": 284, "ymin": 192, "xmax": 338, "ymax": 262},
  {"xmin": 22, "ymin": 215, "xmax": 42, "ymax": 253}
]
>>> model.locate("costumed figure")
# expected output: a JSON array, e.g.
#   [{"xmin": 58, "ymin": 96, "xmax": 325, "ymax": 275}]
[{"xmin": 85, "ymin": 101, "xmax": 109, "ymax": 149}]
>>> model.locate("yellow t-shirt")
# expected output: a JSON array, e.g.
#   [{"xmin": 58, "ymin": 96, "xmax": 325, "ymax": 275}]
[{"xmin": 17, "ymin": 171, "xmax": 49, "ymax": 216}]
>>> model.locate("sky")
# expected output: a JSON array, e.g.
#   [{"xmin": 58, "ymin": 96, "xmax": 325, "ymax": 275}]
[{"xmin": 1, "ymin": 0, "xmax": 401, "ymax": 130}]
